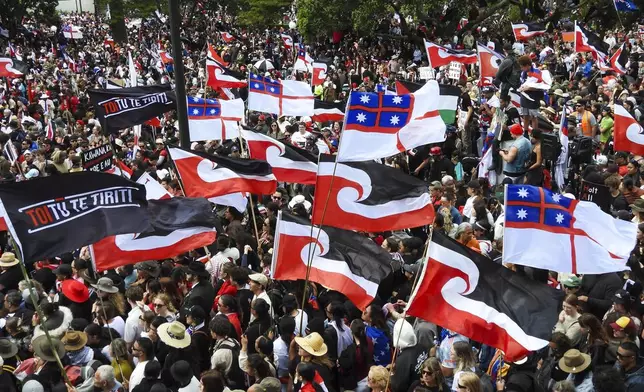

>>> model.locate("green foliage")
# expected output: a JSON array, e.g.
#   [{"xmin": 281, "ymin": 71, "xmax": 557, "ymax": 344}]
[
  {"xmin": 296, "ymin": 0, "xmax": 354, "ymax": 40},
  {"xmin": 1, "ymin": 0, "xmax": 59, "ymax": 35},
  {"xmin": 237, "ymin": 0, "xmax": 291, "ymax": 29}
]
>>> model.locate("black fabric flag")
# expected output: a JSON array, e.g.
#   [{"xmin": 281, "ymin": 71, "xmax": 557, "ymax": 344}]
[
  {"xmin": 88, "ymin": 84, "xmax": 177, "ymax": 131},
  {"xmin": 0, "ymin": 172, "xmax": 150, "ymax": 262}
]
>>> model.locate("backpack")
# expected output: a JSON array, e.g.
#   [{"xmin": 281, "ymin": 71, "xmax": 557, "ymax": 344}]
[{"xmin": 218, "ymin": 340, "xmax": 247, "ymax": 390}]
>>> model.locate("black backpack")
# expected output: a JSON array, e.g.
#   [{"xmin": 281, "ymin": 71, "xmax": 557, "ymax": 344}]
[{"xmin": 218, "ymin": 340, "xmax": 247, "ymax": 390}]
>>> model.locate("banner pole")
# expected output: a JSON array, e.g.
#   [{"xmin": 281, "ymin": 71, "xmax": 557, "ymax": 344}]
[
  {"xmin": 97, "ymin": 295, "xmax": 126, "ymax": 382},
  {"xmin": 8, "ymin": 235, "xmax": 71, "ymax": 386},
  {"xmin": 236, "ymin": 131, "xmax": 261, "ymax": 249}
]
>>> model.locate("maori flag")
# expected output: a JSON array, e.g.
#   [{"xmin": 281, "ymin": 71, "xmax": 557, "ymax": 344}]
[
  {"xmin": 0, "ymin": 172, "xmax": 150, "ymax": 263},
  {"xmin": 271, "ymin": 211, "xmax": 392, "ymax": 309},
  {"xmin": 88, "ymin": 84, "xmax": 177, "ymax": 132},
  {"xmin": 312, "ymin": 154, "xmax": 434, "ymax": 232}
]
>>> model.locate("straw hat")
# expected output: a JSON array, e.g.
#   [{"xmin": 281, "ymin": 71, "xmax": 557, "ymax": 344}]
[
  {"xmin": 294, "ymin": 332, "xmax": 328, "ymax": 357},
  {"xmin": 0, "ymin": 252, "xmax": 19, "ymax": 267},
  {"xmin": 558, "ymin": 349, "xmax": 591, "ymax": 374},
  {"xmin": 61, "ymin": 331, "xmax": 88, "ymax": 351},
  {"xmin": 32, "ymin": 335, "xmax": 66, "ymax": 362},
  {"xmin": 158, "ymin": 321, "xmax": 191, "ymax": 348}
]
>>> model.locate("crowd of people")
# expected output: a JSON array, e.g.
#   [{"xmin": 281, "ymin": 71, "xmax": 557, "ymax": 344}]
[{"xmin": 0, "ymin": 5, "xmax": 644, "ymax": 392}]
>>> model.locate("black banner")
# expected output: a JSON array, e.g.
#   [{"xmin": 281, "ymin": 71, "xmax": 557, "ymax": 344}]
[
  {"xmin": 88, "ymin": 84, "xmax": 177, "ymax": 131},
  {"xmin": 580, "ymin": 180, "xmax": 610, "ymax": 213},
  {"xmin": 0, "ymin": 172, "xmax": 150, "ymax": 262},
  {"xmin": 82, "ymin": 145, "xmax": 114, "ymax": 172}
]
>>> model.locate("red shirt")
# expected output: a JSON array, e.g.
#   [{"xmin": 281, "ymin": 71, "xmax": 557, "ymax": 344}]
[{"xmin": 226, "ymin": 312, "xmax": 242, "ymax": 339}]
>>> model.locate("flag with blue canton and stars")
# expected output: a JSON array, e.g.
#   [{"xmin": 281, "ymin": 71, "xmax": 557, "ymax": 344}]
[
  {"xmin": 345, "ymin": 91, "xmax": 413, "ymax": 134},
  {"xmin": 248, "ymin": 73, "xmax": 282, "ymax": 96},
  {"xmin": 505, "ymin": 184, "xmax": 575, "ymax": 230},
  {"xmin": 187, "ymin": 96, "xmax": 222, "ymax": 119}
]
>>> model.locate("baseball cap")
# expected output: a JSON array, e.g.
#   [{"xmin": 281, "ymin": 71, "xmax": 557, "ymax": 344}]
[
  {"xmin": 429, "ymin": 181, "xmax": 442, "ymax": 190},
  {"xmin": 249, "ymin": 273, "xmax": 269, "ymax": 288},
  {"xmin": 562, "ymin": 275, "xmax": 581, "ymax": 288},
  {"xmin": 610, "ymin": 316, "xmax": 635, "ymax": 332}
]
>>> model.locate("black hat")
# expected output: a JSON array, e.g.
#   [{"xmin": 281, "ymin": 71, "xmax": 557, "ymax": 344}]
[
  {"xmin": 52, "ymin": 264, "xmax": 73, "ymax": 277},
  {"xmin": 467, "ymin": 179, "xmax": 481, "ymax": 189},
  {"xmin": 0, "ymin": 338, "xmax": 18, "ymax": 358},
  {"xmin": 187, "ymin": 261, "xmax": 210, "ymax": 278}
]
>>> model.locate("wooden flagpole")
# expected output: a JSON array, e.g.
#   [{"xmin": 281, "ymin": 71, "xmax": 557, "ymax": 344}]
[{"xmin": 236, "ymin": 131, "xmax": 262, "ymax": 250}]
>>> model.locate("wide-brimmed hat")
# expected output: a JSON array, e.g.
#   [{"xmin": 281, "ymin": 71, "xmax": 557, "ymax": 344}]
[
  {"xmin": 158, "ymin": 321, "xmax": 191, "ymax": 348},
  {"xmin": 61, "ymin": 330, "xmax": 88, "ymax": 351},
  {"xmin": 558, "ymin": 349, "xmax": 591, "ymax": 374},
  {"xmin": 631, "ymin": 199, "xmax": 644, "ymax": 212},
  {"xmin": 134, "ymin": 261, "xmax": 160, "ymax": 278},
  {"xmin": 186, "ymin": 261, "xmax": 210, "ymax": 278},
  {"xmin": 0, "ymin": 338, "xmax": 18, "ymax": 358},
  {"xmin": 32, "ymin": 335, "xmax": 66, "ymax": 362},
  {"xmin": 542, "ymin": 107, "xmax": 557, "ymax": 116},
  {"xmin": 91, "ymin": 277, "xmax": 119, "ymax": 294},
  {"xmin": 295, "ymin": 332, "xmax": 328, "ymax": 357},
  {"xmin": 553, "ymin": 89, "xmax": 570, "ymax": 98},
  {"xmin": 0, "ymin": 252, "xmax": 18, "ymax": 267},
  {"xmin": 61, "ymin": 280, "xmax": 89, "ymax": 303},
  {"xmin": 288, "ymin": 195, "xmax": 312, "ymax": 212}
]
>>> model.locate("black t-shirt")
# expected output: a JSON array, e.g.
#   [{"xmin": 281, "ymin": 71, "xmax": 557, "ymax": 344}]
[{"xmin": 611, "ymin": 192, "xmax": 629, "ymax": 212}]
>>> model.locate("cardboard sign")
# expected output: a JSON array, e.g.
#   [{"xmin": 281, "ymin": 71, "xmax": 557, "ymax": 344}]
[
  {"xmin": 580, "ymin": 180, "xmax": 610, "ymax": 213},
  {"xmin": 419, "ymin": 67, "xmax": 435, "ymax": 80},
  {"xmin": 82, "ymin": 145, "xmax": 114, "ymax": 172},
  {"xmin": 448, "ymin": 62, "xmax": 462, "ymax": 80}
]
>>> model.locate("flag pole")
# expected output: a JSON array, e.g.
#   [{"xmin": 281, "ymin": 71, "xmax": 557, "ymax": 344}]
[
  {"xmin": 7, "ymin": 235, "xmax": 71, "ymax": 386},
  {"xmin": 236, "ymin": 130, "xmax": 262, "ymax": 249},
  {"xmin": 168, "ymin": 0, "xmax": 191, "ymax": 148},
  {"xmin": 384, "ymin": 223, "xmax": 434, "ymax": 392},
  {"xmin": 96, "ymin": 294, "xmax": 126, "ymax": 382}
]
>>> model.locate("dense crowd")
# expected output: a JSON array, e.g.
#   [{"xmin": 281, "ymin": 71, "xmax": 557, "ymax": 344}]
[{"xmin": 1, "ymin": 7, "xmax": 644, "ymax": 392}]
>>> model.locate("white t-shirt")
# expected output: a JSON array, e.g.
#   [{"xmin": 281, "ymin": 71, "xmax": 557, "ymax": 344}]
[
  {"xmin": 249, "ymin": 291, "xmax": 273, "ymax": 323},
  {"xmin": 293, "ymin": 309, "xmax": 308, "ymax": 337},
  {"xmin": 128, "ymin": 360, "xmax": 148, "ymax": 391},
  {"xmin": 290, "ymin": 131, "xmax": 310, "ymax": 148},
  {"xmin": 178, "ymin": 376, "xmax": 200, "ymax": 392},
  {"xmin": 124, "ymin": 305, "xmax": 148, "ymax": 344},
  {"xmin": 107, "ymin": 316, "xmax": 126, "ymax": 338}
]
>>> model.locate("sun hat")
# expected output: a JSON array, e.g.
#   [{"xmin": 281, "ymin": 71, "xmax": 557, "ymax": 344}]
[
  {"xmin": 32, "ymin": 335, "xmax": 66, "ymax": 362},
  {"xmin": 61, "ymin": 280, "xmax": 90, "ymax": 303},
  {"xmin": 61, "ymin": 330, "xmax": 88, "ymax": 351},
  {"xmin": 158, "ymin": 321, "xmax": 192, "ymax": 348},
  {"xmin": 0, "ymin": 252, "xmax": 19, "ymax": 267},
  {"xmin": 22, "ymin": 380, "xmax": 45, "ymax": 392},
  {"xmin": 0, "ymin": 338, "xmax": 18, "ymax": 358},
  {"xmin": 558, "ymin": 349, "xmax": 591, "ymax": 374},
  {"xmin": 630, "ymin": 199, "xmax": 644, "ymax": 213},
  {"xmin": 257, "ymin": 377, "xmax": 281, "ymax": 392},
  {"xmin": 611, "ymin": 316, "xmax": 636, "ymax": 332},
  {"xmin": 295, "ymin": 332, "xmax": 328, "ymax": 357},
  {"xmin": 542, "ymin": 107, "xmax": 557, "ymax": 116},
  {"xmin": 134, "ymin": 260, "xmax": 161, "ymax": 278},
  {"xmin": 91, "ymin": 277, "xmax": 119, "ymax": 294},
  {"xmin": 562, "ymin": 275, "xmax": 581, "ymax": 288},
  {"xmin": 249, "ymin": 273, "xmax": 269, "ymax": 288}
]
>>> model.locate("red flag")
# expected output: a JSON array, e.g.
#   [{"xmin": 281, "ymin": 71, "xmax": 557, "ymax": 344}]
[
  {"xmin": 477, "ymin": 43, "xmax": 504, "ymax": 85},
  {"xmin": 424, "ymin": 40, "xmax": 477, "ymax": 69},
  {"xmin": 0, "ymin": 57, "xmax": 23, "ymax": 78},
  {"xmin": 614, "ymin": 104, "xmax": 644, "ymax": 155},
  {"xmin": 145, "ymin": 117, "xmax": 162, "ymax": 127},
  {"xmin": 311, "ymin": 62, "xmax": 327, "ymax": 87},
  {"xmin": 220, "ymin": 31, "xmax": 235, "ymax": 43}
]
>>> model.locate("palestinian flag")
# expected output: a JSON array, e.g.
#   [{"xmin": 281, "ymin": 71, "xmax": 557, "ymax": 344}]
[{"xmin": 395, "ymin": 80, "xmax": 459, "ymax": 125}]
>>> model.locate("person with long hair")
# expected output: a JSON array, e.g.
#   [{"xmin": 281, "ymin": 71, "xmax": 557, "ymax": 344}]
[
  {"xmin": 291, "ymin": 332, "xmax": 336, "ymax": 391},
  {"xmin": 408, "ymin": 357, "xmax": 449, "ymax": 392},
  {"xmin": 362, "ymin": 303, "xmax": 392, "ymax": 366},
  {"xmin": 282, "ymin": 293, "xmax": 308, "ymax": 337},
  {"xmin": 216, "ymin": 294, "xmax": 242, "ymax": 340},
  {"xmin": 366, "ymin": 365, "xmax": 390, "ymax": 392},
  {"xmin": 338, "ymin": 319, "xmax": 374, "ymax": 392},
  {"xmin": 578, "ymin": 313, "xmax": 610, "ymax": 367},
  {"xmin": 450, "ymin": 341, "xmax": 476, "ymax": 391},
  {"xmin": 110, "ymin": 338, "xmax": 133, "ymax": 383},
  {"xmin": 152, "ymin": 293, "xmax": 177, "ymax": 323},
  {"xmin": 159, "ymin": 277, "xmax": 183, "ymax": 310},
  {"xmin": 457, "ymin": 372, "xmax": 481, "ymax": 392},
  {"xmin": 199, "ymin": 369, "xmax": 226, "ymax": 392},
  {"xmin": 245, "ymin": 298, "xmax": 273, "ymax": 356},
  {"xmin": 554, "ymin": 294, "xmax": 583, "ymax": 347},
  {"xmin": 524, "ymin": 128, "xmax": 543, "ymax": 186},
  {"xmin": 324, "ymin": 301, "xmax": 353, "ymax": 361}
]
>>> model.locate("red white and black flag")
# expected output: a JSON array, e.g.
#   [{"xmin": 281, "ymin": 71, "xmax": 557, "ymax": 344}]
[
  {"xmin": 0, "ymin": 172, "xmax": 150, "ymax": 263},
  {"xmin": 575, "ymin": 23, "xmax": 609, "ymax": 60},
  {"xmin": 271, "ymin": 211, "xmax": 392, "ymax": 309},
  {"xmin": 609, "ymin": 43, "xmax": 628, "ymax": 74},
  {"xmin": 312, "ymin": 154, "xmax": 434, "ymax": 232},
  {"xmin": 406, "ymin": 232, "xmax": 563, "ymax": 361},
  {"xmin": 206, "ymin": 44, "xmax": 246, "ymax": 89},
  {"xmin": 91, "ymin": 197, "xmax": 218, "ymax": 272},
  {"xmin": 168, "ymin": 147, "xmax": 277, "ymax": 198},
  {"xmin": 312, "ymin": 100, "xmax": 345, "ymax": 123},
  {"xmin": 240, "ymin": 128, "xmax": 318, "ymax": 184},
  {"xmin": 511, "ymin": 22, "xmax": 546, "ymax": 41},
  {"xmin": 424, "ymin": 40, "xmax": 477, "ymax": 68}
]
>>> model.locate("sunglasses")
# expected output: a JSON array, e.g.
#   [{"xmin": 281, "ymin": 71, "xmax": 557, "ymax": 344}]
[
  {"xmin": 154, "ymin": 303, "xmax": 165, "ymax": 308},
  {"xmin": 617, "ymin": 353, "xmax": 635, "ymax": 359}
]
